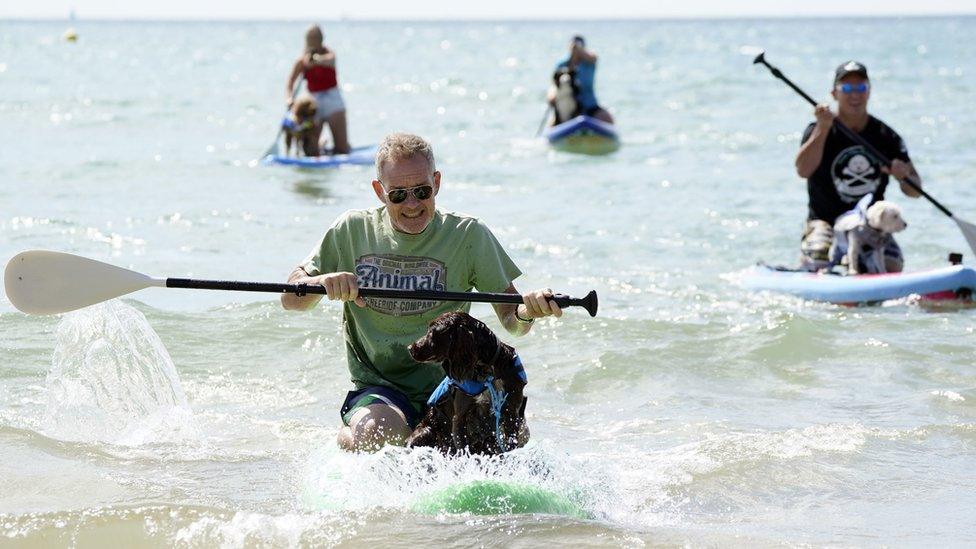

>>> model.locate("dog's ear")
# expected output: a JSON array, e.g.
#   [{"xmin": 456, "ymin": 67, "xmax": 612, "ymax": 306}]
[
  {"xmin": 448, "ymin": 325, "xmax": 478, "ymax": 363},
  {"xmin": 866, "ymin": 202, "xmax": 885, "ymax": 229},
  {"xmin": 445, "ymin": 325, "xmax": 478, "ymax": 379},
  {"xmin": 293, "ymin": 97, "xmax": 317, "ymax": 119}
]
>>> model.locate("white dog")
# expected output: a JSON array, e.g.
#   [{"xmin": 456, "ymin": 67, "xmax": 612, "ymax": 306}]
[{"xmin": 828, "ymin": 194, "xmax": 908, "ymax": 274}]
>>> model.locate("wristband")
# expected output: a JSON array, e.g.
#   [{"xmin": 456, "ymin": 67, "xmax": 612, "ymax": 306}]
[{"xmin": 515, "ymin": 309, "xmax": 535, "ymax": 323}]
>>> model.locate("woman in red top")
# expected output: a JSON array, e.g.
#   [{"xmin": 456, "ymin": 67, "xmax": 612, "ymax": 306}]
[{"xmin": 285, "ymin": 25, "xmax": 350, "ymax": 154}]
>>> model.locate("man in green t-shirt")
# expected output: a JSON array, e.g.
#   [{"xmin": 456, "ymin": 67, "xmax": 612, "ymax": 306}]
[{"xmin": 281, "ymin": 132, "xmax": 562, "ymax": 452}]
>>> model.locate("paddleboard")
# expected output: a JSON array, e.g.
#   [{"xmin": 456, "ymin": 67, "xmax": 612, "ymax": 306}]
[
  {"xmin": 543, "ymin": 115, "xmax": 619, "ymax": 155},
  {"xmin": 741, "ymin": 263, "xmax": 976, "ymax": 305},
  {"xmin": 411, "ymin": 479, "xmax": 588, "ymax": 518},
  {"xmin": 262, "ymin": 144, "xmax": 377, "ymax": 168}
]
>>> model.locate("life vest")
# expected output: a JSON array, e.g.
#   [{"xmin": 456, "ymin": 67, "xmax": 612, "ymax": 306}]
[
  {"xmin": 426, "ymin": 354, "xmax": 526, "ymax": 404},
  {"xmin": 281, "ymin": 116, "xmax": 313, "ymax": 133},
  {"xmin": 425, "ymin": 354, "xmax": 527, "ymax": 453}
]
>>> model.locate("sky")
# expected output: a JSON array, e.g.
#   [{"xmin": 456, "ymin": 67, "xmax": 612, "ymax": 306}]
[{"xmin": 3, "ymin": 0, "xmax": 976, "ymax": 20}]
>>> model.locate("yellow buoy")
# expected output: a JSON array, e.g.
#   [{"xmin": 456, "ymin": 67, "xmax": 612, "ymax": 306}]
[{"xmin": 63, "ymin": 28, "xmax": 78, "ymax": 42}]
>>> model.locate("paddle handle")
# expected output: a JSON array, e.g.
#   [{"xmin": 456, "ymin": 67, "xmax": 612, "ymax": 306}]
[
  {"xmin": 166, "ymin": 278, "xmax": 598, "ymax": 317},
  {"xmin": 754, "ymin": 53, "xmax": 954, "ymax": 219}
]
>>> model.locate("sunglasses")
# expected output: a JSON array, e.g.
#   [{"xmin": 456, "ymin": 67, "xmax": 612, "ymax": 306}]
[
  {"xmin": 836, "ymin": 82, "xmax": 870, "ymax": 94},
  {"xmin": 381, "ymin": 183, "xmax": 433, "ymax": 204}
]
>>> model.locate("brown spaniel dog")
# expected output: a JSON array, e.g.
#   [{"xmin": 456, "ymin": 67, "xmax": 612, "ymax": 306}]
[
  {"xmin": 407, "ymin": 311, "xmax": 529, "ymax": 455},
  {"xmin": 283, "ymin": 96, "xmax": 318, "ymax": 157}
]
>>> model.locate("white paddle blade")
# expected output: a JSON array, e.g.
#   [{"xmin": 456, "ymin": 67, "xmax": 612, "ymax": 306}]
[
  {"xmin": 4, "ymin": 251, "xmax": 164, "ymax": 315},
  {"xmin": 955, "ymin": 217, "xmax": 976, "ymax": 259}
]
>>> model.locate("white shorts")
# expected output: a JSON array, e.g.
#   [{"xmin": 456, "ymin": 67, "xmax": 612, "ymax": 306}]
[{"xmin": 309, "ymin": 88, "xmax": 345, "ymax": 122}]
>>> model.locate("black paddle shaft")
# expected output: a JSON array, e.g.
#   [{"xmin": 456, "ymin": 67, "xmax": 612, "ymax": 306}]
[
  {"xmin": 753, "ymin": 52, "xmax": 954, "ymax": 218},
  {"xmin": 166, "ymin": 278, "xmax": 599, "ymax": 317},
  {"xmin": 535, "ymin": 104, "xmax": 554, "ymax": 137}
]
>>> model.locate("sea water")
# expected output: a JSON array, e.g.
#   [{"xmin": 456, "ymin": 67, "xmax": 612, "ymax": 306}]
[{"xmin": 2, "ymin": 17, "xmax": 976, "ymax": 545}]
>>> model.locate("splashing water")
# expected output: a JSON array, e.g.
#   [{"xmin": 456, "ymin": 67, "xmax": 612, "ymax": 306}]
[
  {"xmin": 301, "ymin": 440, "xmax": 626, "ymax": 520},
  {"xmin": 43, "ymin": 300, "xmax": 197, "ymax": 445}
]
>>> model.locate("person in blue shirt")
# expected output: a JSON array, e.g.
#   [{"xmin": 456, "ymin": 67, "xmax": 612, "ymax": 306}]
[{"xmin": 547, "ymin": 35, "xmax": 613, "ymax": 125}]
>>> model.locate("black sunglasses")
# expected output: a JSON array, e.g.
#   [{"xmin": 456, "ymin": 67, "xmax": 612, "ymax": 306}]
[{"xmin": 381, "ymin": 183, "xmax": 433, "ymax": 204}]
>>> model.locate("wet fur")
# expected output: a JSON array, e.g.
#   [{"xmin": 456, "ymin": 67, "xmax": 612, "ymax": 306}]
[
  {"xmin": 284, "ymin": 96, "xmax": 318, "ymax": 157},
  {"xmin": 406, "ymin": 312, "xmax": 529, "ymax": 455}
]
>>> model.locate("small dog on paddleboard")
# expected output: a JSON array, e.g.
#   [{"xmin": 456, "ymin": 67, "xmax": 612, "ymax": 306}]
[
  {"xmin": 283, "ymin": 96, "xmax": 318, "ymax": 157},
  {"xmin": 552, "ymin": 67, "xmax": 580, "ymax": 125},
  {"xmin": 829, "ymin": 198, "xmax": 907, "ymax": 274},
  {"xmin": 406, "ymin": 312, "xmax": 529, "ymax": 455}
]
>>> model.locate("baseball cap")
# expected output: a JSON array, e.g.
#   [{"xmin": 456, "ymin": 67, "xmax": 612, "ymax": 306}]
[{"xmin": 834, "ymin": 61, "xmax": 869, "ymax": 83}]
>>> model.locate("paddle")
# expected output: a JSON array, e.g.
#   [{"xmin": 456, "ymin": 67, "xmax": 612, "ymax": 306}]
[
  {"xmin": 535, "ymin": 104, "xmax": 553, "ymax": 137},
  {"xmin": 261, "ymin": 75, "xmax": 305, "ymax": 159},
  {"xmin": 4, "ymin": 251, "xmax": 598, "ymax": 317},
  {"xmin": 753, "ymin": 51, "xmax": 976, "ymax": 256}
]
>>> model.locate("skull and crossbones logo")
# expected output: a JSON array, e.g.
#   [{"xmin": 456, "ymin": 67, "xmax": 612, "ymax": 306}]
[{"xmin": 832, "ymin": 147, "xmax": 880, "ymax": 201}]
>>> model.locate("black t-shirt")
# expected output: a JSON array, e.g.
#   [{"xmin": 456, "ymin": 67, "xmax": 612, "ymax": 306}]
[{"xmin": 801, "ymin": 115, "xmax": 911, "ymax": 223}]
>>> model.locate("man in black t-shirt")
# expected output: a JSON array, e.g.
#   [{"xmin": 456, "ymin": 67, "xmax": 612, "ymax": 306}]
[{"xmin": 795, "ymin": 61, "xmax": 922, "ymax": 271}]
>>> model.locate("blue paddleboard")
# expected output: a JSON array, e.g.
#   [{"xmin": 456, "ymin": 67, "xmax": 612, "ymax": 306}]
[
  {"xmin": 741, "ymin": 263, "xmax": 976, "ymax": 304},
  {"xmin": 543, "ymin": 115, "xmax": 619, "ymax": 155},
  {"xmin": 262, "ymin": 144, "xmax": 378, "ymax": 168}
]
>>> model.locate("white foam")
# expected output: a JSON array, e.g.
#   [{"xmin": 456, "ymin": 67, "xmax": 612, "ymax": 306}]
[
  {"xmin": 931, "ymin": 390, "xmax": 965, "ymax": 402},
  {"xmin": 175, "ymin": 510, "xmax": 363, "ymax": 548},
  {"xmin": 301, "ymin": 440, "xmax": 615, "ymax": 519}
]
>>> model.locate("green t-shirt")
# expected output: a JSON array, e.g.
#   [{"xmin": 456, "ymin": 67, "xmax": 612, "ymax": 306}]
[{"xmin": 301, "ymin": 206, "xmax": 522, "ymax": 410}]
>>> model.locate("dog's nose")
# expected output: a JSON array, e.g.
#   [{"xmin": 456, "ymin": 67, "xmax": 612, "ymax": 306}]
[{"xmin": 407, "ymin": 341, "xmax": 427, "ymax": 360}]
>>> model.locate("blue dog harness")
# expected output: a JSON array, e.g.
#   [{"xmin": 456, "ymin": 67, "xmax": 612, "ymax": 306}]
[
  {"xmin": 426, "ymin": 353, "xmax": 526, "ymax": 452},
  {"xmin": 281, "ymin": 116, "xmax": 313, "ymax": 133}
]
